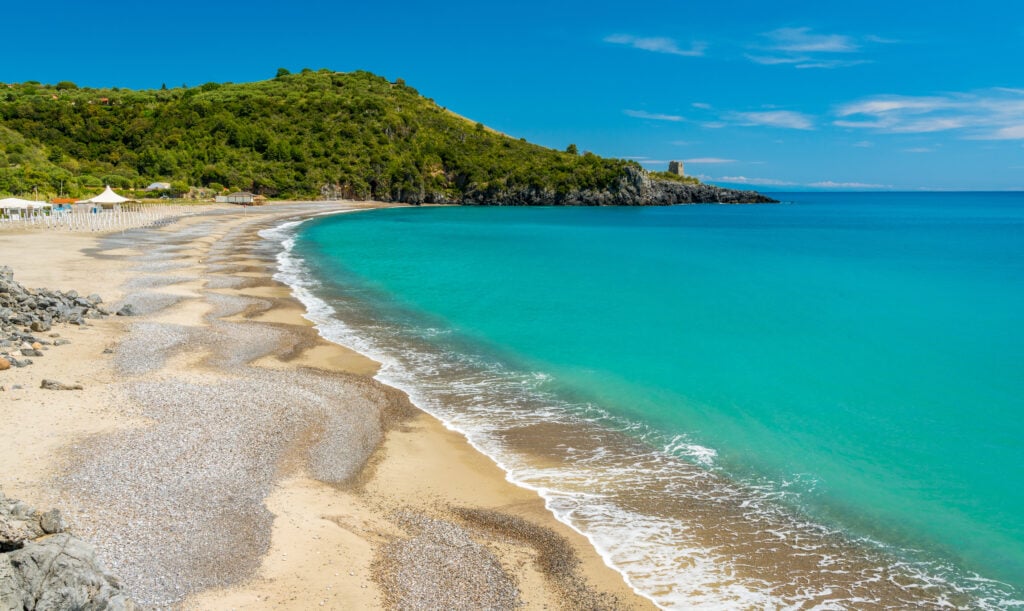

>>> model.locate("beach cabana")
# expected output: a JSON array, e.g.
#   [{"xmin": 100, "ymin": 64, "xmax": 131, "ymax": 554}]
[
  {"xmin": 0, "ymin": 197, "xmax": 40, "ymax": 208},
  {"xmin": 81, "ymin": 185, "xmax": 132, "ymax": 205},
  {"xmin": 80, "ymin": 185, "xmax": 134, "ymax": 210},
  {"xmin": 1, "ymin": 197, "xmax": 44, "ymax": 218}
]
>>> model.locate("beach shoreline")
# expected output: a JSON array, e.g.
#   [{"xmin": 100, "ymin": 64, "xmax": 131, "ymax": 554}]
[{"xmin": 0, "ymin": 202, "xmax": 651, "ymax": 609}]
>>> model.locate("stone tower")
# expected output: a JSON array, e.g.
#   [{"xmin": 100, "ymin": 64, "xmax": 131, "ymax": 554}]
[{"xmin": 668, "ymin": 160, "xmax": 685, "ymax": 176}]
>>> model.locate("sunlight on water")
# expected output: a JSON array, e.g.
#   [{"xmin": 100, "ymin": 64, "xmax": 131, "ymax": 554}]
[{"xmin": 262, "ymin": 193, "xmax": 1024, "ymax": 609}]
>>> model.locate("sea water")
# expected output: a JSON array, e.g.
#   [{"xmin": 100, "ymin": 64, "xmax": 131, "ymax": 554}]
[{"xmin": 266, "ymin": 192, "xmax": 1024, "ymax": 609}]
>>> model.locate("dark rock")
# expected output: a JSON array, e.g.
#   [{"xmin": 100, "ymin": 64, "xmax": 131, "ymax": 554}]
[
  {"xmin": 116, "ymin": 304, "xmax": 137, "ymax": 317},
  {"xmin": 40, "ymin": 379, "xmax": 84, "ymax": 391},
  {"xmin": 29, "ymin": 319, "xmax": 50, "ymax": 333},
  {"xmin": 53, "ymin": 339, "xmax": 71, "ymax": 346}
]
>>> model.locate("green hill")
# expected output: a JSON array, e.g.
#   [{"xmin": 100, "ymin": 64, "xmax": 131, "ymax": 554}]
[{"xmin": 0, "ymin": 69, "xmax": 772, "ymax": 204}]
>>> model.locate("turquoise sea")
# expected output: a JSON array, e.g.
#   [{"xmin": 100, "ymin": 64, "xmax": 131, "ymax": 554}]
[{"xmin": 268, "ymin": 192, "xmax": 1024, "ymax": 608}]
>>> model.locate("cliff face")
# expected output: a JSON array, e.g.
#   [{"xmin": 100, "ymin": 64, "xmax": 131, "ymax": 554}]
[{"xmin": 405, "ymin": 167, "xmax": 777, "ymax": 206}]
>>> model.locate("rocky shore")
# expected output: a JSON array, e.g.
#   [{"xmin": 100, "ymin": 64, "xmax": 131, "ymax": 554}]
[
  {"xmin": 459, "ymin": 167, "xmax": 777, "ymax": 206},
  {"xmin": 387, "ymin": 166, "xmax": 777, "ymax": 206},
  {"xmin": 0, "ymin": 266, "xmax": 110, "ymax": 375}
]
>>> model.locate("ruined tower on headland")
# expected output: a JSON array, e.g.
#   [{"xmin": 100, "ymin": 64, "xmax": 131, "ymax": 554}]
[{"xmin": 668, "ymin": 160, "xmax": 685, "ymax": 176}]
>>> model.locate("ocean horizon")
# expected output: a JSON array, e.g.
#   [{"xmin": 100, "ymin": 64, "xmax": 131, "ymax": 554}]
[{"xmin": 266, "ymin": 192, "xmax": 1024, "ymax": 609}]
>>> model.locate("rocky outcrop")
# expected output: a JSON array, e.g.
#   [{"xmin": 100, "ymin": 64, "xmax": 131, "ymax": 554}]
[
  {"xmin": 378, "ymin": 166, "xmax": 776, "ymax": 206},
  {"xmin": 459, "ymin": 166, "xmax": 777, "ymax": 206},
  {"xmin": 0, "ymin": 266, "xmax": 107, "ymax": 370},
  {"xmin": 0, "ymin": 490, "xmax": 135, "ymax": 610}
]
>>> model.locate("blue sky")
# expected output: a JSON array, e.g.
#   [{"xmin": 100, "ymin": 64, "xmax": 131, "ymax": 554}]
[{"xmin": 3, "ymin": 0, "xmax": 1023, "ymax": 190}]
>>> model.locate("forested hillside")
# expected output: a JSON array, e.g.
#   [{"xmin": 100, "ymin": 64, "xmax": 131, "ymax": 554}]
[{"xmin": 0, "ymin": 69, "xmax": 772, "ymax": 204}]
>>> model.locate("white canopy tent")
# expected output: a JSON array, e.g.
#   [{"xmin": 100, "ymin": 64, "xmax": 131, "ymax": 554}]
[
  {"xmin": 80, "ymin": 186, "xmax": 132, "ymax": 204},
  {"xmin": 1, "ymin": 197, "xmax": 51, "ymax": 221},
  {"xmin": 0, "ymin": 197, "xmax": 50, "ymax": 209}
]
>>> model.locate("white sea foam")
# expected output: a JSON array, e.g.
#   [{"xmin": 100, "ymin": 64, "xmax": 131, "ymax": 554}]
[{"xmin": 258, "ymin": 215, "xmax": 1018, "ymax": 611}]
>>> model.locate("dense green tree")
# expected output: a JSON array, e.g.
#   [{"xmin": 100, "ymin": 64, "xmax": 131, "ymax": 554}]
[{"xmin": 0, "ymin": 70, "xmax": 699, "ymax": 200}]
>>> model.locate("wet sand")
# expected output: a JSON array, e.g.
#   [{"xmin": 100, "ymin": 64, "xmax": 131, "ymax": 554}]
[{"xmin": 0, "ymin": 202, "xmax": 650, "ymax": 609}]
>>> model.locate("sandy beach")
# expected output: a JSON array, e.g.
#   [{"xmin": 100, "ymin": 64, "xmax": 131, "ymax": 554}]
[{"xmin": 0, "ymin": 202, "xmax": 651, "ymax": 609}]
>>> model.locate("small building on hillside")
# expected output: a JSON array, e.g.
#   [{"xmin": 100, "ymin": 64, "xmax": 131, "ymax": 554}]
[
  {"xmin": 668, "ymin": 161, "xmax": 685, "ymax": 177},
  {"xmin": 218, "ymin": 191, "xmax": 256, "ymax": 205}
]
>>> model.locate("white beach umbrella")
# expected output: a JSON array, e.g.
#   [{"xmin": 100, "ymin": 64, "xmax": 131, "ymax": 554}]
[{"xmin": 80, "ymin": 185, "xmax": 132, "ymax": 204}]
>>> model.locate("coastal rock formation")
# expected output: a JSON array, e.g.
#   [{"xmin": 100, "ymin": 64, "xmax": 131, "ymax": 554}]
[
  {"xmin": 0, "ymin": 266, "xmax": 107, "ymax": 370},
  {"xmin": 0, "ymin": 490, "xmax": 135, "ymax": 610},
  {"xmin": 385, "ymin": 166, "xmax": 776, "ymax": 206},
  {"xmin": 457, "ymin": 167, "xmax": 777, "ymax": 206}
]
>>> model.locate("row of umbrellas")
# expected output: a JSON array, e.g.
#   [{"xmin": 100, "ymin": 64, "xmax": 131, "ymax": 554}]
[{"xmin": 0, "ymin": 186, "xmax": 132, "ymax": 210}]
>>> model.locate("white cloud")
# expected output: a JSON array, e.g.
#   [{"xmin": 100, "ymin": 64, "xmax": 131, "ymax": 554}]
[
  {"xmin": 888, "ymin": 118, "xmax": 966, "ymax": 133},
  {"xmin": 745, "ymin": 54, "xmax": 804, "ymax": 65},
  {"xmin": 903, "ymin": 147, "xmax": 934, "ymax": 153},
  {"xmin": 624, "ymin": 109, "xmax": 684, "ymax": 122},
  {"xmin": 605, "ymin": 34, "xmax": 706, "ymax": 57},
  {"xmin": 746, "ymin": 54, "xmax": 869, "ymax": 70},
  {"xmin": 747, "ymin": 27, "xmax": 889, "ymax": 69},
  {"xmin": 853, "ymin": 140, "xmax": 873, "ymax": 148},
  {"xmin": 691, "ymin": 102, "xmax": 712, "ymax": 109},
  {"xmin": 834, "ymin": 89, "xmax": 1024, "ymax": 139},
  {"xmin": 717, "ymin": 175, "xmax": 797, "ymax": 186},
  {"xmin": 764, "ymin": 27, "xmax": 859, "ymax": 53},
  {"xmin": 683, "ymin": 157, "xmax": 736, "ymax": 163},
  {"xmin": 730, "ymin": 110, "xmax": 815, "ymax": 130},
  {"xmin": 794, "ymin": 59, "xmax": 870, "ymax": 69},
  {"xmin": 807, "ymin": 181, "xmax": 889, "ymax": 188},
  {"xmin": 985, "ymin": 125, "xmax": 1024, "ymax": 140},
  {"xmin": 834, "ymin": 119, "xmax": 889, "ymax": 129},
  {"xmin": 837, "ymin": 97, "xmax": 952, "ymax": 116},
  {"xmin": 711, "ymin": 176, "xmax": 891, "ymax": 189}
]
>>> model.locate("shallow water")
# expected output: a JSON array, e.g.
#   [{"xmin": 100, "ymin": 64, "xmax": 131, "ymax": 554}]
[{"xmin": 266, "ymin": 193, "xmax": 1024, "ymax": 609}]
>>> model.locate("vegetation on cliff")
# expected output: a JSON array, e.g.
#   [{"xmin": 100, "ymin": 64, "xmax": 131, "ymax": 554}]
[{"xmin": 0, "ymin": 69, "xmax": 772, "ymax": 204}]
